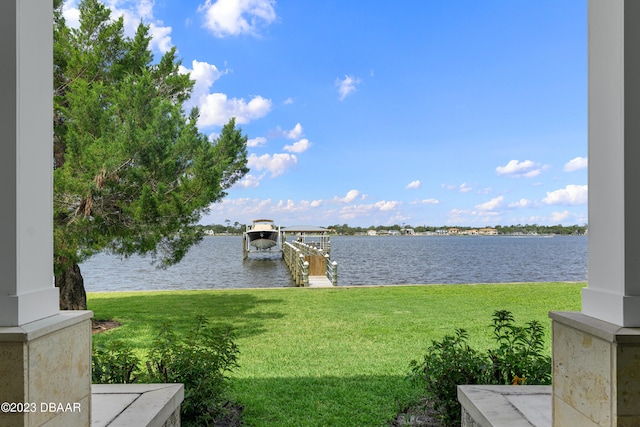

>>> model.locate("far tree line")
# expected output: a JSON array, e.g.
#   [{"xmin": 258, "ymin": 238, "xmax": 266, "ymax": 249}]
[{"xmin": 201, "ymin": 223, "xmax": 587, "ymax": 236}]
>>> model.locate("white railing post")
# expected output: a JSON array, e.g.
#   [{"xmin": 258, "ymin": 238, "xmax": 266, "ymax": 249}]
[
  {"xmin": 331, "ymin": 261, "xmax": 338, "ymax": 286},
  {"xmin": 324, "ymin": 253, "xmax": 330, "ymax": 278},
  {"xmin": 302, "ymin": 260, "xmax": 309, "ymax": 287}
]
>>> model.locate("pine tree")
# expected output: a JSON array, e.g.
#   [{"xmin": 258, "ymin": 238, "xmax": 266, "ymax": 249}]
[{"xmin": 53, "ymin": 0, "xmax": 248, "ymax": 309}]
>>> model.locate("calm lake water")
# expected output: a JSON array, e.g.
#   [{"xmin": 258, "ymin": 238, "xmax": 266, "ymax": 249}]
[{"xmin": 81, "ymin": 235, "xmax": 587, "ymax": 292}]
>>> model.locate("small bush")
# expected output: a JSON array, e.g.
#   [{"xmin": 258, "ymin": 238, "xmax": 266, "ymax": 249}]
[
  {"xmin": 409, "ymin": 328, "xmax": 488, "ymax": 425},
  {"xmin": 409, "ymin": 310, "xmax": 551, "ymax": 426},
  {"xmin": 488, "ymin": 309, "xmax": 551, "ymax": 385},
  {"xmin": 145, "ymin": 315, "xmax": 240, "ymax": 427},
  {"xmin": 92, "ymin": 315, "xmax": 240, "ymax": 427},
  {"xmin": 92, "ymin": 339, "xmax": 141, "ymax": 384}
]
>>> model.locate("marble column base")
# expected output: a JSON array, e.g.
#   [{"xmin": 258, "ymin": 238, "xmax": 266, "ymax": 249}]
[
  {"xmin": 550, "ymin": 311, "xmax": 640, "ymax": 426},
  {"xmin": 0, "ymin": 311, "xmax": 93, "ymax": 427}
]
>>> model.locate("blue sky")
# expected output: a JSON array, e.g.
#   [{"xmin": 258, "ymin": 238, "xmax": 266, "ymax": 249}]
[{"xmin": 63, "ymin": 0, "xmax": 588, "ymax": 228}]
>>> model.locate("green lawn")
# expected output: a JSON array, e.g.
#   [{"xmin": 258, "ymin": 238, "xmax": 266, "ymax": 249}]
[{"xmin": 88, "ymin": 282, "xmax": 583, "ymax": 426}]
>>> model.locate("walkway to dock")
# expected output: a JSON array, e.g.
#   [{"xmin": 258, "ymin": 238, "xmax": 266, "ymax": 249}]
[
  {"xmin": 282, "ymin": 240, "xmax": 337, "ymax": 287},
  {"xmin": 308, "ymin": 275, "xmax": 333, "ymax": 288}
]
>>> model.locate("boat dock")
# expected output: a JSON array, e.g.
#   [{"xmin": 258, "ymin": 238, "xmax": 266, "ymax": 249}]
[
  {"xmin": 242, "ymin": 222, "xmax": 338, "ymax": 287},
  {"xmin": 281, "ymin": 225, "xmax": 337, "ymax": 287}
]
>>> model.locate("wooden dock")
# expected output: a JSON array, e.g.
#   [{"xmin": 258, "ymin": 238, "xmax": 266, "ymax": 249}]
[
  {"xmin": 241, "ymin": 223, "xmax": 338, "ymax": 287},
  {"xmin": 281, "ymin": 227, "xmax": 338, "ymax": 287}
]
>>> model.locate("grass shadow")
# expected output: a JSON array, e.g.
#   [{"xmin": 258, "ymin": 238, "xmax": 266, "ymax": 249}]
[{"xmin": 88, "ymin": 291, "xmax": 287, "ymax": 343}]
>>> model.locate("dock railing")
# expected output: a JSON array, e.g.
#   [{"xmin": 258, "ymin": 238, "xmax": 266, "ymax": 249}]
[{"xmin": 282, "ymin": 240, "xmax": 337, "ymax": 286}]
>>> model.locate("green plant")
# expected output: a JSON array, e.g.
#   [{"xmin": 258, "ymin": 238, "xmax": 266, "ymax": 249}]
[
  {"xmin": 92, "ymin": 339, "xmax": 141, "ymax": 384},
  {"xmin": 409, "ymin": 328, "xmax": 489, "ymax": 426},
  {"xmin": 488, "ymin": 310, "xmax": 551, "ymax": 385},
  {"xmin": 145, "ymin": 314, "xmax": 240, "ymax": 427},
  {"xmin": 409, "ymin": 310, "xmax": 553, "ymax": 426}
]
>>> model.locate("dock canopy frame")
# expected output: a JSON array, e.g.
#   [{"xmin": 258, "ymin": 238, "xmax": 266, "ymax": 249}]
[{"xmin": 280, "ymin": 225, "xmax": 331, "ymax": 252}]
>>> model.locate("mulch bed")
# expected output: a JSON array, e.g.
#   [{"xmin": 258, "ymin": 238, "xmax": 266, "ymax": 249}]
[
  {"xmin": 391, "ymin": 399, "xmax": 443, "ymax": 426},
  {"xmin": 92, "ymin": 319, "xmax": 121, "ymax": 334}
]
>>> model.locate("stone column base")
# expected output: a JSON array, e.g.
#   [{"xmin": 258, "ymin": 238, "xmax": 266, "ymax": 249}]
[
  {"xmin": 0, "ymin": 311, "xmax": 93, "ymax": 427},
  {"xmin": 550, "ymin": 311, "xmax": 640, "ymax": 426}
]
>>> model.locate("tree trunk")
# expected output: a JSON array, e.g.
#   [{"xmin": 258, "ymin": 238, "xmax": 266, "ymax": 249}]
[{"xmin": 55, "ymin": 262, "xmax": 87, "ymax": 310}]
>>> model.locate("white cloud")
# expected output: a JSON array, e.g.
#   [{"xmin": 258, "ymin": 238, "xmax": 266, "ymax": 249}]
[
  {"xmin": 283, "ymin": 97, "xmax": 294, "ymax": 105},
  {"xmin": 475, "ymin": 196, "xmax": 504, "ymax": 211},
  {"xmin": 496, "ymin": 160, "xmax": 545, "ymax": 178},
  {"xmin": 285, "ymin": 123, "xmax": 304, "ymax": 140},
  {"xmin": 276, "ymin": 199, "xmax": 296, "ymax": 211},
  {"xmin": 508, "ymin": 198, "xmax": 532, "ymax": 208},
  {"xmin": 198, "ymin": 93, "xmax": 272, "ymax": 127},
  {"xmin": 542, "ymin": 184, "xmax": 588, "ymax": 205},
  {"xmin": 247, "ymin": 136, "xmax": 267, "ymax": 147},
  {"xmin": 418, "ymin": 198, "xmax": 440, "ymax": 204},
  {"xmin": 247, "ymin": 153, "xmax": 297, "ymax": 177},
  {"xmin": 337, "ymin": 190, "xmax": 360, "ymax": 203},
  {"xmin": 442, "ymin": 182, "xmax": 473, "ymax": 193},
  {"xmin": 198, "ymin": 0, "xmax": 277, "ymax": 37},
  {"xmin": 283, "ymin": 138, "xmax": 312, "ymax": 153},
  {"xmin": 459, "ymin": 182, "xmax": 472, "ymax": 193},
  {"xmin": 62, "ymin": 1, "xmax": 80, "ymax": 28},
  {"xmin": 237, "ymin": 173, "xmax": 264, "ymax": 188},
  {"xmin": 375, "ymin": 200, "xmax": 399, "ymax": 211},
  {"xmin": 205, "ymin": 197, "xmax": 275, "ymax": 222},
  {"xmin": 338, "ymin": 204, "xmax": 372, "ymax": 220},
  {"xmin": 337, "ymin": 200, "xmax": 400, "ymax": 219},
  {"xmin": 550, "ymin": 210, "xmax": 571, "ymax": 222},
  {"xmin": 180, "ymin": 60, "xmax": 227, "ymax": 98},
  {"xmin": 406, "ymin": 180, "xmax": 421, "ymax": 190},
  {"xmin": 564, "ymin": 156, "xmax": 588, "ymax": 172},
  {"xmin": 179, "ymin": 60, "xmax": 271, "ymax": 128},
  {"xmin": 148, "ymin": 22, "xmax": 173, "ymax": 53},
  {"xmin": 336, "ymin": 75, "xmax": 361, "ymax": 100}
]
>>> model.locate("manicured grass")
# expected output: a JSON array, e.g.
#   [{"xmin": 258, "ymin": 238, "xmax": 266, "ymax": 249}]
[{"xmin": 88, "ymin": 282, "xmax": 583, "ymax": 426}]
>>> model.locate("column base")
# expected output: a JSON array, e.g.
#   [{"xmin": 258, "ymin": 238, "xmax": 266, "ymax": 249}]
[
  {"xmin": 0, "ymin": 310, "xmax": 93, "ymax": 427},
  {"xmin": 550, "ymin": 311, "xmax": 640, "ymax": 426}
]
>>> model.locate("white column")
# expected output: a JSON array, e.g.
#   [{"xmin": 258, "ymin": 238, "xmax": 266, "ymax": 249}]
[
  {"xmin": 583, "ymin": 0, "xmax": 640, "ymax": 327},
  {"xmin": 0, "ymin": 1, "xmax": 59, "ymax": 326}
]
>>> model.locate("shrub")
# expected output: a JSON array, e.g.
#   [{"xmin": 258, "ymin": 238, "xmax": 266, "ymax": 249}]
[
  {"xmin": 145, "ymin": 315, "xmax": 240, "ymax": 427},
  {"xmin": 409, "ymin": 310, "xmax": 551, "ymax": 426},
  {"xmin": 92, "ymin": 339, "xmax": 141, "ymax": 384},
  {"xmin": 488, "ymin": 309, "xmax": 551, "ymax": 385},
  {"xmin": 409, "ymin": 328, "xmax": 488, "ymax": 426},
  {"xmin": 92, "ymin": 315, "xmax": 240, "ymax": 427}
]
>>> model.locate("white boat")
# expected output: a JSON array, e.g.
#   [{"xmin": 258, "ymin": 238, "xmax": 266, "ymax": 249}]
[{"xmin": 245, "ymin": 219, "xmax": 279, "ymax": 250}]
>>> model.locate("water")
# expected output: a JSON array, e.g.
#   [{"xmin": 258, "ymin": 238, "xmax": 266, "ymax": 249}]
[{"xmin": 81, "ymin": 235, "xmax": 587, "ymax": 292}]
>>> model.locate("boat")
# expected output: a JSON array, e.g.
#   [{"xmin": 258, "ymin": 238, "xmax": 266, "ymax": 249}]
[{"xmin": 245, "ymin": 219, "xmax": 279, "ymax": 250}]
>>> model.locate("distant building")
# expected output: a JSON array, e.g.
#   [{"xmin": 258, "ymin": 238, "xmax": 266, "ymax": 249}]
[{"xmin": 478, "ymin": 228, "xmax": 498, "ymax": 235}]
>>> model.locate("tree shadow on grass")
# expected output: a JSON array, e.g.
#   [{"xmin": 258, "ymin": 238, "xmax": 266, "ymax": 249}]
[
  {"xmin": 233, "ymin": 374, "xmax": 423, "ymax": 427},
  {"xmin": 88, "ymin": 291, "xmax": 286, "ymax": 341}
]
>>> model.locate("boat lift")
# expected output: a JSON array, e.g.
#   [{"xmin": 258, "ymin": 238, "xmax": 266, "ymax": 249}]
[{"xmin": 242, "ymin": 221, "xmax": 282, "ymax": 259}]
